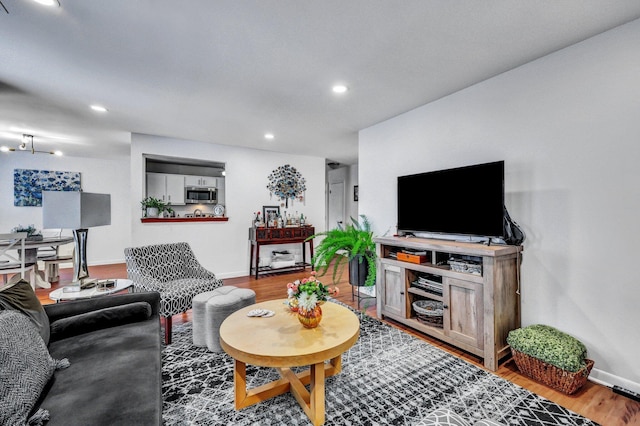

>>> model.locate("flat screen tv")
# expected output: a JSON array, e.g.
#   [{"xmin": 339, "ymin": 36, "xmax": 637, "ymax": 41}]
[{"xmin": 397, "ymin": 160, "xmax": 504, "ymax": 239}]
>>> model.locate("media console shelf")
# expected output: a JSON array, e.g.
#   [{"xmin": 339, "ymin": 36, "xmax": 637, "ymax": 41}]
[{"xmin": 374, "ymin": 236, "xmax": 522, "ymax": 371}]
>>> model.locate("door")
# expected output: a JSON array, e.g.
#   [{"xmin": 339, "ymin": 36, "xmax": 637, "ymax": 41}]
[
  {"xmin": 328, "ymin": 182, "xmax": 344, "ymax": 230},
  {"xmin": 443, "ymin": 277, "xmax": 484, "ymax": 350},
  {"xmin": 380, "ymin": 263, "xmax": 404, "ymax": 318}
]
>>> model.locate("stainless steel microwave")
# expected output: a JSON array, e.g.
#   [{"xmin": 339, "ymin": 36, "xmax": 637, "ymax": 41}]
[{"xmin": 185, "ymin": 186, "xmax": 217, "ymax": 204}]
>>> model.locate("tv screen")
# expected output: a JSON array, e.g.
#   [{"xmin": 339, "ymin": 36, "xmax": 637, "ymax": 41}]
[{"xmin": 397, "ymin": 160, "xmax": 504, "ymax": 238}]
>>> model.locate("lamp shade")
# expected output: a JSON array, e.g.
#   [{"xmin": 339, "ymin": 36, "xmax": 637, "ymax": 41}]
[{"xmin": 42, "ymin": 191, "xmax": 111, "ymax": 229}]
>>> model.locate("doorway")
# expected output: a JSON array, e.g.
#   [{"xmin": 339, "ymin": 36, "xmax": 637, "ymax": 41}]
[{"xmin": 328, "ymin": 182, "xmax": 344, "ymax": 230}]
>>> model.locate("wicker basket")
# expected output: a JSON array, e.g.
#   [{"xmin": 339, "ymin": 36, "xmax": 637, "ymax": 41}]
[
  {"xmin": 448, "ymin": 259, "xmax": 482, "ymax": 275},
  {"xmin": 412, "ymin": 300, "xmax": 443, "ymax": 328},
  {"xmin": 511, "ymin": 348, "xmax": 594, "ymax": 394}
]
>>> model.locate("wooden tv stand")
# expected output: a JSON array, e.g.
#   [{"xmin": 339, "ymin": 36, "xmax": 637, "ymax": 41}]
[{"xmin": 374, "ymin": 236, "xmax": 522, "ymax": 371}]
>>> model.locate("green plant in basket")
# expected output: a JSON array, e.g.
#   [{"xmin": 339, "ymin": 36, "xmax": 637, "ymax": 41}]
[{"xmin": 507, "ymin": 324, "xmax": 588, "ymax": 372}]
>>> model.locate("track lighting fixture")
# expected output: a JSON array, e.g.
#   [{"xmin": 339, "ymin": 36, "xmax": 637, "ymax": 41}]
[{"xmin": 0, "ymin": 134, "xmax": 62, "ymax": 156}]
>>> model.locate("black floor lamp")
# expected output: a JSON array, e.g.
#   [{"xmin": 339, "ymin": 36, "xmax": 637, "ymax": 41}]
[{"xmin": 42, "ymin": 191, "xmax": 111, "ymax": 283}]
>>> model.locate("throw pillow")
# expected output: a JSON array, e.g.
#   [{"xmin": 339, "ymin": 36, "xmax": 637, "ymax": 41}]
[
  {"xmin": 0, "ymin": 275, "xmax": 50, "ymax": 345},
  {"xmin": 0, "ymin": 310, "xmax": 57, "ymax": 425},
  {"xmin": 50, "ymin": 301, "xmax": 152, "ymax": 340}
]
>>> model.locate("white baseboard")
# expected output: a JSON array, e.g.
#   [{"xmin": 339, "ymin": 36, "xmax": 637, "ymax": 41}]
[{"xmin": 589, "ymin": 367, "xmax": 640, "ymax": 395}]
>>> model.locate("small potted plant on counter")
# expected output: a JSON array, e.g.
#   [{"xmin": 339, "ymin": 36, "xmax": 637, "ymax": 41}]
[{"xmin": 140, "ymin": 197, "xmax": 168, "ymax": 218}]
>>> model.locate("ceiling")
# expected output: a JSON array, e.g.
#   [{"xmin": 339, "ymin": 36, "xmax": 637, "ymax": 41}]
[{"xmin": 1, "ymin": 1, "xmax": 639, "ymax": 165}]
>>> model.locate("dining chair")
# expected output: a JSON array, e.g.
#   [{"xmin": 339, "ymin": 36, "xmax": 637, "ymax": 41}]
[
  {"xmin": 37, "ymin": 238, "xmax": 74, "ymax": 283},
  {"xmin": 0, "ymin": 232, "xmax": 35, "ymax": 288}
]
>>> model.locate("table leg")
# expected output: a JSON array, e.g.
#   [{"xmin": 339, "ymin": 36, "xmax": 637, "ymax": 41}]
[
  {"xmin": 309, "ymin": 362, "xmax": 326, "ymax": 426},
  {"xmin": 254, "ymin": 243, "xmax": 260, "ymax": 279},
  {"xmin": 234, "ymin": 359, "xmax": 247, "ymax": 409},
  {"xmin": 309, "ymin": 240, "xmax": 314, "ymax": 271},
  {"xmin": 249, "ymin": 242, "xmax": 254, "ymax": 278},
  {"xmin": 32, "ymin": 262, "xmax": 50, "ymax": 289},
  {"xmin": 302, "ymin": 241, "xmax": 306, "ymax": 268},
  {"xmin": 232, "ymin": 356, "xmax": 342, "ymax": 425}
]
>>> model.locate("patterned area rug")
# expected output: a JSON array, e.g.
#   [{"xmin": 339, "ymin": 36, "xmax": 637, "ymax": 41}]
[{"xmin": 162, "ymin": 303, "xmax": 598, "ymax": 425}]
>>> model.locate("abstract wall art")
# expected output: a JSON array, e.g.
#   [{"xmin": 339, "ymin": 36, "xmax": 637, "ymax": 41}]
[
  {"xmin": 266, "ymin": 164, "xmax": 306, "ymax": 207},
  {"xmin": 14, "ymin": 169, "xmax": 81, "ymax": 207}
]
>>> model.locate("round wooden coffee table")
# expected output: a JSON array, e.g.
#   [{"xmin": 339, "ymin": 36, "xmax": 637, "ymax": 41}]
[{"xmin": 220, "ymin": 299, "xmax": 360, "ymax": 426}]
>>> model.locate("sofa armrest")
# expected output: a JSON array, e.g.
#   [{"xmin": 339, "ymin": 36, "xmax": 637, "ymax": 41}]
[{"xmin": 44, "ymin": 291, "xmax": 160, "ymax": 323}]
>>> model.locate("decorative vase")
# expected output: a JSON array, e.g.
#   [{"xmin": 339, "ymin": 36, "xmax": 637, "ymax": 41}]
[
  {"xmin": 146, "ymin": 207, "xmax": 159, "ymax": 218},
  {"xmin": 297, "ymin": 304, "xmax": 322, "ymax": 328}
]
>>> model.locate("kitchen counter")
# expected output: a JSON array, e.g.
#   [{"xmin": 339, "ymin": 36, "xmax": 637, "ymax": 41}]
[{"xmin": 141, "ymin": 217, "xmax": 228, "ymax": 223}]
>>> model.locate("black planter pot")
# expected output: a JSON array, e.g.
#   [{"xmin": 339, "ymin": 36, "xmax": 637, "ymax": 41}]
[{"xmin": 348, "ymin": 254, "xmax": 369, "ymax": 287}]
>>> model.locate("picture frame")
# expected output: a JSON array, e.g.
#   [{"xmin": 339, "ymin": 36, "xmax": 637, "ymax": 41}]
[
  {"xmin": 353, "ymin": 185, "xmax": 359, "ymax": 202},
  {"xmin": 263, "ymin": 205, "xmax": 280, "ymax": 221}
]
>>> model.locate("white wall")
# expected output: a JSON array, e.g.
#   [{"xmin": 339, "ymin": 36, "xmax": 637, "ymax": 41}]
[
  {"xmin": 348, "ymin": 164, "xmax": 359, "ymax": 221},
  {"xmin": 131, "ymin": 133, "xmax": 326, "ymax": 278},
  {"xmin": 1, "ymin": 134, "xmax": 326, "ymax": 280},
  {"xmin": 359, "ymin": 19, "xmax": 640, "ymax": 391},
  {"xmin": 0, "ymin": 153, "xmax": 131, "ymax": 265}
]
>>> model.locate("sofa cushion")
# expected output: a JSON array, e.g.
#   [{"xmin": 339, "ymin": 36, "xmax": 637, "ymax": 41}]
[
  {"xmin": 44, "ymin": 318, "xmax": 162, "ymax": 425},
  {"xmin": 50, "ymin": 301, "xmax": 152, "ymax": 340},
  {"xmin": 0, "ymin": 310, "xmax": 57, "ymax": 425},
  {"xmin": 0, "ymin": 276, "xmax": 50, "ymax": 344}
]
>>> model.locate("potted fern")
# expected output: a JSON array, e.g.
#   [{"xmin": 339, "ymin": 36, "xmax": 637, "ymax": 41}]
[{"xmin": 306, "ymin": 215, "xmax": 376, "ymax": 288}]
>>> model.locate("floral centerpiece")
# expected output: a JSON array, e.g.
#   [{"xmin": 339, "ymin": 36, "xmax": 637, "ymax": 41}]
[
  {"xmin": 286, "ymin": 271, "xmax": 339, "ymax": 328},
  {"xmin": 11, "ymin": 224, "xmax": 43, "ymax": 241}
]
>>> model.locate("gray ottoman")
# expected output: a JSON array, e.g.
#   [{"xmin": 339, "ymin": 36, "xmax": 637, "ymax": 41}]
[{"xmin": 192, "ymin": 286, "xmax": 256, "ymax": 351}]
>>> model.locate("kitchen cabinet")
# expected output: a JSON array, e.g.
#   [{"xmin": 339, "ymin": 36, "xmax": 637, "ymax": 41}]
[
  {"xmin": 374, "ymin": 236, "xmax": 522, "ymax": 371},
  {"xmin": 184, "ymin": 175, "xmax": 216, "ymax": 187},
  {"xmin": 146, "ymin": 173, "xmax": 185, "ymax": 205}
]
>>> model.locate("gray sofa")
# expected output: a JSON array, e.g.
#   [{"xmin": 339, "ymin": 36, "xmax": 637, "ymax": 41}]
[{"xmin": 39, "ymin": 292, "xmax": 163, "ymax": 425}]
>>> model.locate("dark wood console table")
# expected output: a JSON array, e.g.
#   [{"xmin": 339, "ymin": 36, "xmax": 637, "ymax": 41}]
[{"xmin": 248, "ymin": 226, "xmax": 315, "ymax": 279}]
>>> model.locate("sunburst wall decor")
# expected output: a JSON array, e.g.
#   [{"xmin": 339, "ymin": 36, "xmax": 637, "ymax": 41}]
[{"xmin": 266, "ymin": 164, "xmax": 306, "ymax": 207}]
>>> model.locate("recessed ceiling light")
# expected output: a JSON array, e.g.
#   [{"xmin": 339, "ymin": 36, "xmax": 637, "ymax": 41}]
[
  {"xmin": 264, "ymin": 133, "xmax": 275, "ymax": 140},
  {"xmin": 90, "ymin": 105, "xmax": 108, "ymax": 112},
  {"xmin": 332, "ymin": 85, "xmax": 348, "ymax": 94},
  {"xmin": 54, "ymin": 150, "xmax": 63, "ymax": 156},
  {"xmin": 33, "ymin": 0, "xmax": 60, "ymax": 6}
]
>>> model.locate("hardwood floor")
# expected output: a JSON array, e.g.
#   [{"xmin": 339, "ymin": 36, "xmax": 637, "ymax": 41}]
[{"xmin": 35, "ymin": 263, "xmax": 638, "ymax": 426}]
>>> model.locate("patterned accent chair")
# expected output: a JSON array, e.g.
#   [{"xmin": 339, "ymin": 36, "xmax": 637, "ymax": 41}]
[{"xmin": 124, "ymin": 242, "xmax": 223, "ymax": 344}]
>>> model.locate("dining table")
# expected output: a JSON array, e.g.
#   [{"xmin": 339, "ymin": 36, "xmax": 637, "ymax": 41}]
[{"xmin": 0, "ymin": 236, "xmax": 74, "ymax": 289}]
